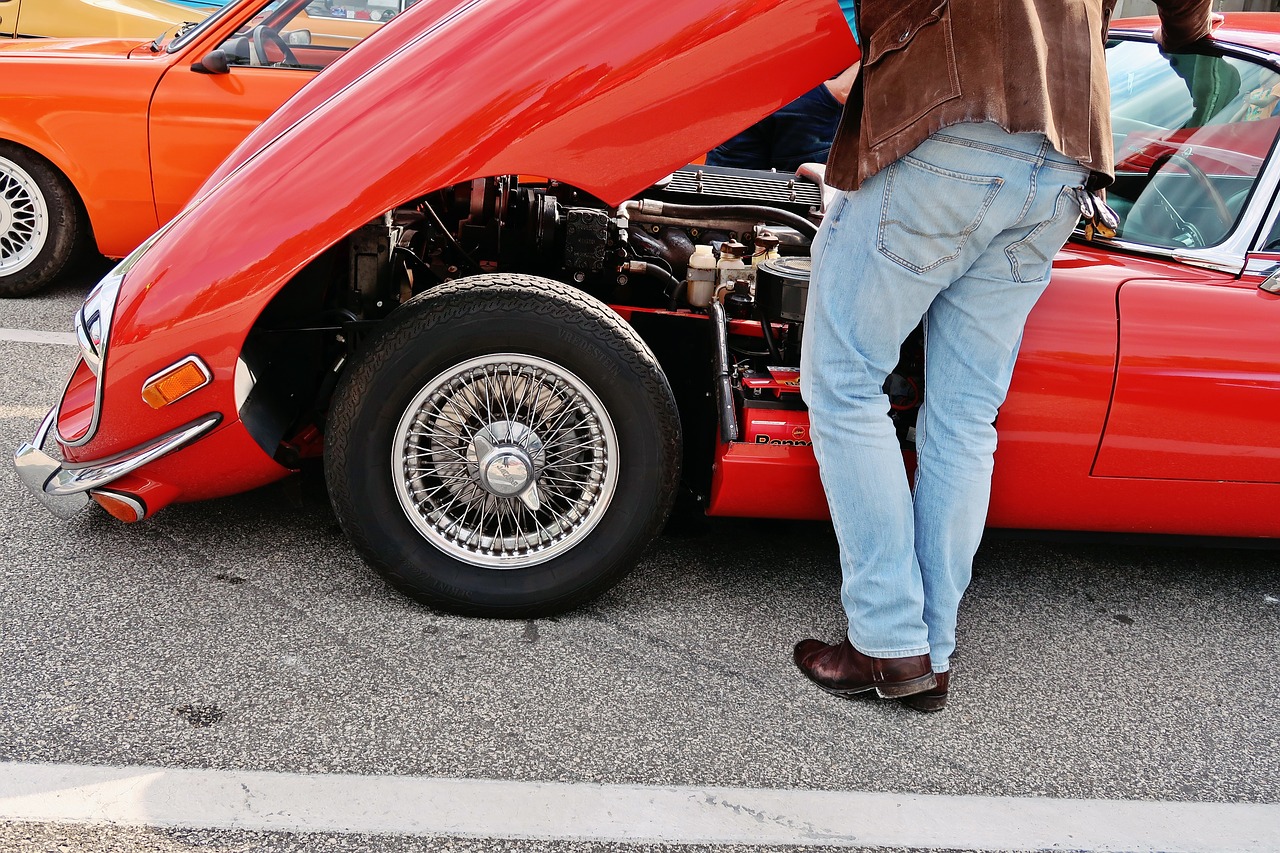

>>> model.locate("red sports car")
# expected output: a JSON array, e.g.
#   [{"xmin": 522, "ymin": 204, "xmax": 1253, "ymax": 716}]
[{"xmin": 15, "ymin": 1, "xmax": 1280, "ymax": 616}]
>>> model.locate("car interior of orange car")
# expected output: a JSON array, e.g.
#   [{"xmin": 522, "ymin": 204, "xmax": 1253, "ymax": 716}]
[
  {"xmin": 1105, "ymin": 38, "xmax": 1280, "ymax": 251},
  {"xmin": 194, "ymin": 0, "xmax": 380, "ymax": 71}
]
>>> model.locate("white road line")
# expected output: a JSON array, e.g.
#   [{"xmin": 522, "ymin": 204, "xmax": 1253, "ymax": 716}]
[
  {"xmin": 0, "ymin": 328, "xmax": 76, "ymax": 346},
  {"xmin": 1, "ymin": 762, "xmax": 1276, "ymax": 851},
  {"xmin": 0, "ymin": 405, "xmax": 48, "ymax": 420}
]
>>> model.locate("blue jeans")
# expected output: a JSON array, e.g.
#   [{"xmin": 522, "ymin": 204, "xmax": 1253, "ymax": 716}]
[{"xmin": 800, "ymin": 122, "xmax": 1088, "ymax": 673}]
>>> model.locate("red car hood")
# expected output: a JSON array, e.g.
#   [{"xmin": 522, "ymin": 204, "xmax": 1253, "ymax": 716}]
[
  {"xmin": 102, "ymin": 0, "xmax": 858, "ymax": 459},
  {"xmin": 0, "ymin": 37, "xmax": 142, "ymax": 58},
  {"xmin": 200, "ymin": 0, "xmax": 859, "ymax": 202}
]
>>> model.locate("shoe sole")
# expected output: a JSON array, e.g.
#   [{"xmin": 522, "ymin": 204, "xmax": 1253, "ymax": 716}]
[
  {"xmin": 804, "ymin": 670, "xmax": 937, "ymax": 701},
  {"xmin": 901, "ymin": 693, "xmax": 947, "ymax": 712}
]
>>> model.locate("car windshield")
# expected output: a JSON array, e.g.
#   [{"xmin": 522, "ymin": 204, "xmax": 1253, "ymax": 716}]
[{"xmin": 1102, "ymin": 37, "xmax": 1280, "ymax": 250}]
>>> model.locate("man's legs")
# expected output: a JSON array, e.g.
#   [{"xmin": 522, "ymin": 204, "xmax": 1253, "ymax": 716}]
[{"xmin": 800, "ymin": 121, "xmax": 1086, "ymax": 686}]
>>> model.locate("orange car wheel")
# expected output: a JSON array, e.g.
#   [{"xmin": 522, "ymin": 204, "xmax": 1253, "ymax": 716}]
[{"xmin": 0, "ymin": 144, "xmax": 83, "ymax": 298}]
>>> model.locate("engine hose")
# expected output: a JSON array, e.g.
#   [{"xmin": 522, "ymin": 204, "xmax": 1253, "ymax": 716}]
[
  {"xmin": 620, "ymin": 260, "xmax": 686, "ymax": 309},
  {"xmin": 668, "ymin": 279, "xmax": 687, "ymax": 310},
  {"xmin": 756, "ymin": 306, "xmax": 783, "ymax": 362},
  {"xmin": 710, "ymin": 299, "xmax": 740, "ymax": 442},
  {"xmin": 624, "ymin": 199, "xmax": 818, "ymax": 241}
]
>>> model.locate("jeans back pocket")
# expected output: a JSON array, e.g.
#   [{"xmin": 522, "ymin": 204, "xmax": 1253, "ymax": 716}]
[
  {"xmin": 1005, "ymin": 185, "xmax": 1082, "ymax": 284},
  {"xmin": 876, "ymin": 154, "xmax": 1003, "ymax": 275}
]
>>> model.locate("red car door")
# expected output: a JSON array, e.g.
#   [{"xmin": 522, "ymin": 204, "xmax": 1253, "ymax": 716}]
[
  {"xmin": 1093, "ymin": 274, "xmax": 1280, "ymax": 483},
  {"xmin": 991, "ymin": 36, "xmax": 1280, "ymax": 536}
]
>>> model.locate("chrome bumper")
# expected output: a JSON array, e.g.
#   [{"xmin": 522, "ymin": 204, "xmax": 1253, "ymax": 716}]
[{"xmin": 14, "ymin": 407, "xmax": 221, "ymax": 519}]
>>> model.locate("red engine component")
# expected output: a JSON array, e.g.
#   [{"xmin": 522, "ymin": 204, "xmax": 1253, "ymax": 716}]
[{"xmin": 707, "ymin": 367, "xmax": 828, "ymax": 520}]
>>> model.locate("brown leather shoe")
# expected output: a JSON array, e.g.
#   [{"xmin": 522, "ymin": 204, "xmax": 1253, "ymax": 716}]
[
  {"xmin": 793, "ymin": 638, "xmax": 936, "ymax": 699},
  {"xmin": 900, "ymin": 670, "xmax": 949, "ymax": 712}
]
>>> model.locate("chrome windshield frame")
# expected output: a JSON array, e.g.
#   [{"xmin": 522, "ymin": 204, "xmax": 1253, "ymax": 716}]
[{"xmin": 1079, "ymin": 31, "xmax": 1280, "ymax": 274}]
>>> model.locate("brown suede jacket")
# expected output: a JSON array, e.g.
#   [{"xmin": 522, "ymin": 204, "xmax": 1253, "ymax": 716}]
[{"xmin": 825, "ymin": 0, "xmax": 1214, "ymax": 191}]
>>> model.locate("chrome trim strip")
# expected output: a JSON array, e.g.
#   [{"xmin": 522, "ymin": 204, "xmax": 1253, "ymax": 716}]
[
  {"xmin": 141, "ymin": 355, "xmax": 212, "ymax": 407},
  {"xmin": 73, "ymin": 307, "xmax": 97, "ymax": 373},
  {"xmin": 1243, "ymin": 256, "xmax": 1280, "ymax": 276},
  {"xmin": 14, "ymin": 411, "xmax": 221, "ymax": 519},
  {"xmin": 54, "ymin": 356, "xmax": 103, "ymax": 449},
  {"xmin": 61, "ymin": 296, "xmax": 113, "ymax": 448},
  {"xmin": 1170, "ymin": 248, "xmax": 1247, "ymax": 275}
]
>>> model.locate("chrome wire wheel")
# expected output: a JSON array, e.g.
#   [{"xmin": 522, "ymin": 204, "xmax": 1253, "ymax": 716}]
[
  {"xmin": 0, "ymin": 154, "xmax": 49, "ymax": 278},
  {"xmin": 391, "ymin": 353, "xmax": 620, "ymax": 569}
]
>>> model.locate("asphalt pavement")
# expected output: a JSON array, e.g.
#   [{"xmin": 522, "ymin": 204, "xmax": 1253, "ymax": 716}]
[{"xmin": 1, "ymin": 263, "xmax": 1278, "ymax": 852}]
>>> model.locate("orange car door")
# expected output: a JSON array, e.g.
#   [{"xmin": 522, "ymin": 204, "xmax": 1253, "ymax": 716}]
[
  {"xmin": 148, "ymin": 8, "xmax": 379, "ymax": 224},
  {"xmin": 149, "ymin": 59, "xmax": 314, "ymax": 224},
  {"xmin": 0, "ymin": 0, "xmax": 18, "ymax": 36}
]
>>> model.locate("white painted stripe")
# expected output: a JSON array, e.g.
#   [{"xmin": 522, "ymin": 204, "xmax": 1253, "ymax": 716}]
[
  {"xmin": 0, "ymin": 405, "xmax": 48, "ymax": 420},
  {"xmin": 0, "ymin": 762, "xmax": 1276, "ymax": 851},
  {"xmin": 0, "ymin": 328, "xmax": 76, "ymax": 346}
]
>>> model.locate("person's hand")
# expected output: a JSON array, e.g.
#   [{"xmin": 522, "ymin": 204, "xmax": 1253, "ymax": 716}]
[
  {"xmin": 1153, "ymin": 11, "xmax": 1224, "ymax": 49},
  {"xmin": 823, "ymin": 62, "xmax": 861, "ymax": 105}
]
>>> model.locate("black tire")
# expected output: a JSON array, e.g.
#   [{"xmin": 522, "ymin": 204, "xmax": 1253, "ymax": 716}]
[
  {"xmin": 0, "ymin": 143, "xmax": 83, "ymax": 298},
  {"xmin": 325, "ymin": 274, "xmax": 682, "ymax": 617}
]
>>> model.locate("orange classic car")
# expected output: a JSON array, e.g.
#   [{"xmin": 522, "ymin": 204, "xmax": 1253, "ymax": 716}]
[{"xmin": 0, "ymin": 0, "xmax": 378, "ymax": 297}]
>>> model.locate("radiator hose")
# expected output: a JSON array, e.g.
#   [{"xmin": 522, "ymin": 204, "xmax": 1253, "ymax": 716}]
[{"xmin": 710, "ymin": 299, "xmax": 739, "ymax": 442}]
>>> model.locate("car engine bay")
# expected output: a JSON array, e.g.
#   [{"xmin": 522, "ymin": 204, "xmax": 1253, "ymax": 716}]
[{"xmin": 248, "ymin": 164, "xmax": 925, "ymax": 510}]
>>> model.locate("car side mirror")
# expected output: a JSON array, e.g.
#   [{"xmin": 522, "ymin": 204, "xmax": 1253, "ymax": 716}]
[
  {"xmin": 192, "ymin": 49, "xmax": 231, "ymax": 75},
  {"xmin": 285, "ymin": 28, "xmax": 312, "ymax": 46}
]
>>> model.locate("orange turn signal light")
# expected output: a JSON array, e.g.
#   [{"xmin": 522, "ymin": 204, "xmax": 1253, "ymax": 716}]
[
  {"xmin": 141, "ymin": 356, "xmax": 211, "ymax": 409},
  {"xmin": 90, "ymin": 490, "xmax": 145, "ymax": 523}
]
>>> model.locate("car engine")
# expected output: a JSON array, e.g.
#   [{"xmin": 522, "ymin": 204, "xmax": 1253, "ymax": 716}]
[{"xmin": 253, "ymin": 164, "xmax": 924, "ymax": 507}]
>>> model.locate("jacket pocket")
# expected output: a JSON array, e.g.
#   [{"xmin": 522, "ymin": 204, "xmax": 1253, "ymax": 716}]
[{"xmin": 862, "ymin": 0, "xmax": 960, "ymax": 146}]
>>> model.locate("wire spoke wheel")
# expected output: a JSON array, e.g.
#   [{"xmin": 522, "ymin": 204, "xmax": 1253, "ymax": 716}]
[
  {"xmin": 326, "ymin": 274, "xmax": 680, "ymax": 616},
  {"xmin": 0, "ymin": 154, "xmax": 49, "ymax": 278},
  {"xmin": 392, "ymin": 354, "xmax": 619, "ymax": 569}
]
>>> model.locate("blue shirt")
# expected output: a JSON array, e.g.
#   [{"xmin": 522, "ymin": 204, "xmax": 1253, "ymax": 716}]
[{"xmin": 838, "ymin": 0, "xmax": 859, "ymax": 44}]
